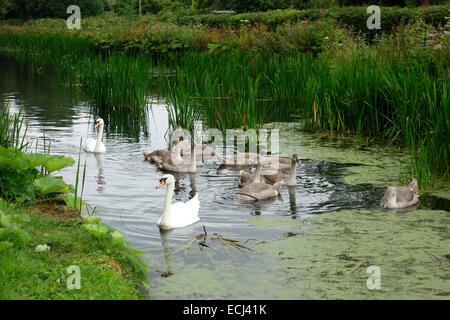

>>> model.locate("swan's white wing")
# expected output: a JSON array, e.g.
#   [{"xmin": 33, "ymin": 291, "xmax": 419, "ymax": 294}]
[
  {"xmin": 84, "ymin": 138, "xmax": 97, "ymax": 153},
  {"xmin": 95, "ymin": 142, "xmax": 106, "ymax": 153},
  {"xmin": 169, "ymin": 194, "xmax": 200, "ymax": 228}
]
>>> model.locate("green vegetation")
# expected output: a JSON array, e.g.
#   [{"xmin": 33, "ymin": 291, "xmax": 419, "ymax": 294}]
[
  {"xmin": 0, "ymin": 201, "xmax": 148, "ymax": 299},
  {"xmin": 0, "ymin": 106, "xmax": 28, "ymax": 150},
  {"xmin": 0, "ymin": 107, "xmax": 148, "ymax": 299},
  {"xmin": 0, "ymin": 1, "xmax": 449, "ymax": 300},
  {"xmin": 0, "ymin": 6, "xmax": 448, "ymax": 188},
  {"xmin": 0, "ymin": 143, "xmax": 74, "ymax": 201},
  {"xmin": 1, "ymin": 0, "xmax": 104, "ymax": 19}
]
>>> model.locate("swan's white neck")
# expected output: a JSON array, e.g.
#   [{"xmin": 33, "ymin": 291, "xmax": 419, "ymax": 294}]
[
  {"xmin": 95, "ymin": 124, "xmax": 104, "ymax": 150},
  {"xmin": 161, "ymin": 182, "xmax": 174, "ymax": 224},
  {"xmin": 287, "ymin": 159, "xmax": 297, "ymax": 186}
]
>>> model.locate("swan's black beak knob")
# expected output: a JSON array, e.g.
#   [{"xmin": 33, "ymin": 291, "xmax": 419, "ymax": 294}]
[{"xmin": 156, "ymin": 178, "xmax": 167, "ymax": 189}]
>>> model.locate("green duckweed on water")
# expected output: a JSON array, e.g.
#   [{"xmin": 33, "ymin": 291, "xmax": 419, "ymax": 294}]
[
  {"xmin": 257, "ymin": 209, "xmax": 450, "ymax": 299},
  {"xmin": 145, "ymin": 209, "xmax": 449, "ymax": 300}
]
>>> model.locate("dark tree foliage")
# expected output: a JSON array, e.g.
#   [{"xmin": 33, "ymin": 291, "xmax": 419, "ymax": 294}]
[{"xmin": 4, "ymin": 0, "xmax": 104, "ymax": 19}]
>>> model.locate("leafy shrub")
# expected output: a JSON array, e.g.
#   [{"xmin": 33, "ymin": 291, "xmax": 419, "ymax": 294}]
[
  {"xmin": 292, "ymin": 0, "xmax": 338, "ymax": 9},
  {"xmin": 337, "ymin": 0, "xmax": 448, "ymax": 5},
  {"xmin": 7, "ymin": 0, "xmax": 104, "ymax": 19},
  {"xmin": 0, "ymin": 0, "xmax": 15, "ymax": 19},
  {"xmin": 0, "ymin": 146, "xmax": 74, "ymax": 201},
  {"xmin": 334, "ymin": 5, "xmax": 449, "ymax": 37},
  {"xmin": 337, "ymin": 0, "xmax": 406, "ymax": 5},
  {"xmin": 231, "ymin": 0, "xmax": 271, "ymax": 12},
  {"xmin": 178, "ymin": 8, "xmax": 327, "ymax": 28},
  {"xmin": 0, "ymin": 209, "xmax": 31, "ymax": 248},
  {"xmin": 114, "ymin": 0, "xmax": 173, "ymax": 15},
  {"xmin": 276, "ymin": 21, "xmax": 329, "ymax": 55}
]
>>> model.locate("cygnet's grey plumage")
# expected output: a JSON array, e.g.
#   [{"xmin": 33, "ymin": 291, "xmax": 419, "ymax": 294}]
[{"xmin": 380, "ymin": 179, "xmax": 419, "ymax": 209}]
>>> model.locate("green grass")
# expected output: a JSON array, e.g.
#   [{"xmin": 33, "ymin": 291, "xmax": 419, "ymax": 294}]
[{"xmin": 0, "ymin": 202, "xmax": 148, "ymax": 299}]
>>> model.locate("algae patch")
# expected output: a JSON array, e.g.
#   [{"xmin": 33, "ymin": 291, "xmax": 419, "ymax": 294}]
[
  {"xmin": 144, "ymin": 208, "xmax": 449, "ymax": 299},
  {"xmin": 249, "ymin": 216, "xmax": 300, "ymax": 230},
  {"xmin": 256, "ymin": 208, "xmax": 450, "ymax": 299}
]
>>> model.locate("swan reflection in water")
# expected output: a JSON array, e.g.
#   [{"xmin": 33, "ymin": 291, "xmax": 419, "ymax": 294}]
[
  {"xmin": 159, "ymin": 223, "xmax": 199, "ymax": 277},
  {"xmin": 288, "ymin": 186, "xmax": 297, "ymax": 215},
  {"xmin": 94, "ymin": 153, "xmax": 106, "ymax": 193}
]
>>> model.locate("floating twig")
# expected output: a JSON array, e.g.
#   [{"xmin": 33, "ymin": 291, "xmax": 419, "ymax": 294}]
[
  {"xmin": 424, "ymin": 250, "xmax": 449, "ymax": 265},
  {"xmin": 349, "ymin": 260, "xmax": 370, "ymax": 274}
]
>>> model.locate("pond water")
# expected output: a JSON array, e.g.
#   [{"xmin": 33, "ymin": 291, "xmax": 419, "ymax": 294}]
[{"xmin": 1, "ymin": 59, "xmax": 449, "ymax": 299}]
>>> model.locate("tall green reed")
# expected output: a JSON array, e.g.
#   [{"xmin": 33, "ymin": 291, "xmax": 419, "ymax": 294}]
[
  {"xmin": 66, "ymin": 137, "xmax": 87, "ymax": 214},
  {"xmin": 0, "ymin": 32, "xmax": 448, "ymax": 187},
  {"xmin": 0, "ymin": 105, "xmax": 28, "ymax": 150}
]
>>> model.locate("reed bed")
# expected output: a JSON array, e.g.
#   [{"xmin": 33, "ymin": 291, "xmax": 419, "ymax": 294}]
[
  {"xmin": 0, "ymin": 105, "xmax": 28, "ymax": 150},
  {"xmin": 0, "ymin": 31, "xmax": 448, "ymax": 187}
]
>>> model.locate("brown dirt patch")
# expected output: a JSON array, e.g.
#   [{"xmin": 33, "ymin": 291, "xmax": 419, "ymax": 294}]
[
  {"xmin": 32, "ymin": 197, "xmax": 84, "ymax": 221},
  {"xmin": 106, "ymin": 258, "xmax": 123, "ymax": 275}
]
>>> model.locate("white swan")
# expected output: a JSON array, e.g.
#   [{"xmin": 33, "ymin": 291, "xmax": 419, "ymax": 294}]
[
  {"xmin": 84, "ymin": 118, "xmax": 106, "ymax": 153},
  {"xmin": 156, "ymin": 174, "xmax": 200, "ymax": 229}
]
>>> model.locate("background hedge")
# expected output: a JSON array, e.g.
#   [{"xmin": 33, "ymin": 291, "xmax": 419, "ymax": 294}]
[{"xmin": 2, "ymin": 0, "xmax": 104, "ymax": 19}]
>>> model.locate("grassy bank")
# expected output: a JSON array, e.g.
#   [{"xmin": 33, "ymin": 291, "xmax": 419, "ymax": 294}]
[
  {"xmin": 0, "ymin": 108, "xmax": 148, "ymax": 299},
  {"xmin": 0, "ymin": 200, "xmax": 148, "ymax": 299},
  {"xmin": 0, "ymin": 7, "xmax": 448, "ymax": 188}
]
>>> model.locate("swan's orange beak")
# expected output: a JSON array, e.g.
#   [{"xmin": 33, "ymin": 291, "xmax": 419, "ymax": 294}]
[
  {"xmin": 94, "ymin": 122, "xmax": 100, "ymax": 129},
  {"xmin": 156, "ymin": 180, "xmax": 165, "ymax": 189}
]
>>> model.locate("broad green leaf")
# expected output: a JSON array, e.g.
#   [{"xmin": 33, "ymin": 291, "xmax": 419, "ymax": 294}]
[
  {"xmin": 85, "ymin": 216, "xmax": 101, "ymax": 224},
  {"xmin": 0, "ymin": 146, "xmax": 15, "ymax": 168},
  {"xmin": 27, "ymin": 153, "xmax": 52, "ymax": 169},
  {"xmin": 63, "ymin": 194, "xmax": 85, "ymax": 209},
  {"xmin": 44, "ymin": 156, "xmax": 75, "ymax": 173},
  {"xmin": 111, "ymin": 230, "xmax": 124, "ymax": 239},
  {"xmin": 83, "ymin": 223, "xmax": 108, "ymax": 238},
  {"xmin": 111, "ymin": 230, "xmax": 125, "ymax": 245},
  {"xmin": 34, "ymin": 176, "xmax": 71, "ymax": 195},
  {"xmin": 0, "ymin": 147, "xmax": 29, "ymax": 171}
]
